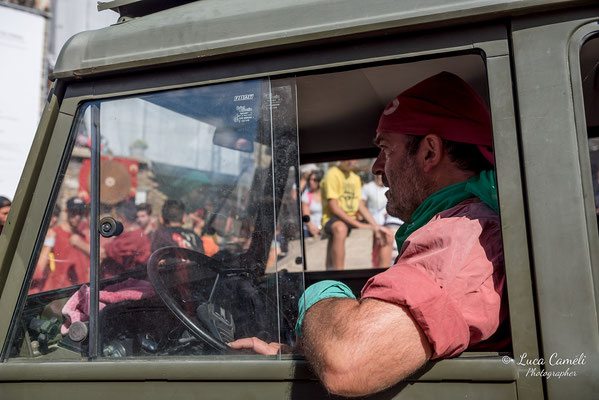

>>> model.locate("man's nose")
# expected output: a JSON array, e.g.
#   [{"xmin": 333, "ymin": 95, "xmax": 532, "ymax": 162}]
[{"xmin": 372, "ymin": 152, "xmax": 385, "ymax": 175}]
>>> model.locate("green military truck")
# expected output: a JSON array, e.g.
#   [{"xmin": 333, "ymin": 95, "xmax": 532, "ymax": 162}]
[{"xmin": 0, "ymin": 0, "xmax": 598, "ymax": 398}]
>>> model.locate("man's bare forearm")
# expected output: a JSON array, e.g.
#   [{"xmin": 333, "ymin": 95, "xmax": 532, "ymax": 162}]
[
  {"xmin": 301, "ymin": 297, "xmax": 432, "ymax": 397},
  {"xmin": 357, "ymin": 201, "xmax": 378, "ymax": 227}
]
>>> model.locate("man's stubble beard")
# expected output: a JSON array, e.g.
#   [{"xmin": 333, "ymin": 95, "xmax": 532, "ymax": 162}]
[{"xmin": 386, "ymin": 155, "xmax": 433, "ymax": 223}]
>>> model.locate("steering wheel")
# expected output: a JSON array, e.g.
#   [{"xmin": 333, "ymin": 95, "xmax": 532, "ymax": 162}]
[{"xmin": 147, "ymin": 246, "xmax": 232, "ymax": 352}]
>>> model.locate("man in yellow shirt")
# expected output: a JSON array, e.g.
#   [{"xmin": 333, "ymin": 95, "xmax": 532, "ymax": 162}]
[{"xmin": 321, "ymin": 160, "xmax": 390, "ymax": 269}]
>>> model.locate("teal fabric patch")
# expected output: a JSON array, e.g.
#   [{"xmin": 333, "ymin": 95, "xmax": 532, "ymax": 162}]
[
  {"xmin": 295, "ymin": 280, "xmax": 356, "ymax": 339},
  {"xmin": 394, "ymin": 170, "xmax": 498, "ymax": 252}
]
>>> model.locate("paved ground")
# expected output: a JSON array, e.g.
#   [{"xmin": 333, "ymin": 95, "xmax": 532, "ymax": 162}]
[{"xmin": 271, "ymin": 228, "xmax": 375, "ymax": 273}]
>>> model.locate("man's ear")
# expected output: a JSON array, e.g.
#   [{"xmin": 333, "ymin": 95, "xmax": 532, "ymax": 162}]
[
  {"xmin": 421, "ymin": 134, "xmax": 444, "ymax": 173},
  {"xmin": 159, "ymin": 216, "xmax": 164, "ymax": 225}
]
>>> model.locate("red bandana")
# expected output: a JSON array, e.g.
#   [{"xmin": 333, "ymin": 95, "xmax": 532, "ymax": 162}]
[{"xmin": 377, "ymin": 72, "xmax": 494, "ymax": 164}]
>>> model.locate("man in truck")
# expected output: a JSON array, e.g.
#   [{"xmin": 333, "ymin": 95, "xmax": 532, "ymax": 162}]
[{"xmin": 230, "ymin": 72, "xmax": 507, "ymax": 397}]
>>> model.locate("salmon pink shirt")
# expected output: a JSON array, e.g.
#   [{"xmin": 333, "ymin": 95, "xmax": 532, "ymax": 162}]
[{"xmin": 361, "ymin": 198, "xmax": 507, "ymax": 359}]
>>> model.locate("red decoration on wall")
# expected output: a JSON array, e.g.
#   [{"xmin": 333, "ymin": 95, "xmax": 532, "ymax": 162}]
[{"xmin": 78, "ymin": 157, "xmax": 139, "ymax": 204}]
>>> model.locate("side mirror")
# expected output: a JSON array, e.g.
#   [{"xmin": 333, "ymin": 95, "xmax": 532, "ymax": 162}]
[{"xmin": 99, "ymin": 216, "xmax": 124, "ymax": 238}]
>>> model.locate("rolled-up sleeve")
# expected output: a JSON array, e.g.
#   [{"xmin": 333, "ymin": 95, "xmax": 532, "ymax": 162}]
[{"xmin": 361, "ymin": 202, "xmax": 505, "ymax": 359}]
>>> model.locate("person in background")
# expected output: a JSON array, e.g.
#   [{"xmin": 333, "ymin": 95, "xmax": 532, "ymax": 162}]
[
  {"xmin": 36, "ymin": 197, "xmax": 91, "ymax": 292},
  {"xmin": 299, "ymin": 163, "xmax": 318, "ymax": 195},
  {"xmin": 101, "ymin": 201, "xmax": 152, "ymax": 279},
  {"xmin": 30, "ymin": 205, "xmax": 61, "ymax": 293},
  {"xmin": 301, "ymin": 170, "xmax": 323, "ymax": 238},
  {"xmin": 320, "ymin": 160, "xmax": 391, "ymax": 270},
  {"xmin": 384, "ymin": 213, "xmax": 404, "ymax": 265},
  {"xmin": 136, "ymin": 202, "xmax": 157, "ymax": 239},
  {"xmin": 361, "ymin": 174, "xmax": 400, "ymax": 268},
  {"xmin": 189, "ymin": 209, "xmax": 220, "ymax": 257},
  {"xmin": 291, "ymin": 163, "xmax": 318, "ymax": 201},
  {"xmin": 151, "ymin": 199, "xmax": 204, "ymax": 253},
  {"xmin": 0, "ymin": 196, "xmax": 11, "ymax": 235}
]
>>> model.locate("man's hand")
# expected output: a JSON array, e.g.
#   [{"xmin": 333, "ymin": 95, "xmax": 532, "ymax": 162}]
[
  {"xmin": 227, "ymin": 337, "xmax": 292, "ymax": 355},
  {"xmin": 145, "ymin": 217, "xmax": 158, "ymax": 235},
  {"xmin": 307, "ymin": 223, "xmax": 321, "ymax": 237},
  {"xmin": 373, "ymin": 225, "xmax": 393, "ymax": 247},
  {"xmin": 356, "ymin": 201, "xmax": 393, "ymax": 247}
]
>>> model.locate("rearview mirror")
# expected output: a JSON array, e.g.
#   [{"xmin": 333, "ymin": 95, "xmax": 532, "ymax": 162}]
[{"xmin": 212, "ymin": 128, "xmax": 254, "ymax": 152}]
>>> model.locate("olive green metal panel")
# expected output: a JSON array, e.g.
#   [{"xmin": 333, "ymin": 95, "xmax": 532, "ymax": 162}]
[
  {"xmin": 0, "ymin": 381, "xmax": 517, "ymax": 400},
  {"xmin": 0, "ymin": 111, "xmax": 75, "ymax": 352},
  {"xmin": 487, "ymin": 55, "xmax": 544, "ymax": 400},
  {"xmin": 0, "ymin": 89, "xmax": 66, "ymax": 351},
  {"xmin": 52, "ymin": 0, "xmax": 592, "ymax": 80},
  {"xmin": 0, "ymin": 356, "xmax": 517, "ymax": 382},
  {"xmin": 511, "ymin": 8, "xmax": 599, "ymax": 400},
  {"xmin": 0, "ymin": 91, "xmax": 60, "ymax": 293},
  {"xmin": 568, "ymin": 22, "xmax": 599, "ymax": 344}
]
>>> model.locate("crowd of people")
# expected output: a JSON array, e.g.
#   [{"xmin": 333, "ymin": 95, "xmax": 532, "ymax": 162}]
[
  {"xmin": 4, "ymin": 157, "xmax": 403, "ymax": 293},
  {"xmin": 27, "ymin": 197, "xmax": 225, "ymax": 294}
]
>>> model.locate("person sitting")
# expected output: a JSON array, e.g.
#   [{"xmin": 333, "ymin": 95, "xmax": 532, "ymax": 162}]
[
  {"xmin": 361, "ymin": 173, "xmax": 399, "ymax": 268},
  {"xmin": 320, "ymin": 160, "xmax": 391, "ymax": 270}
]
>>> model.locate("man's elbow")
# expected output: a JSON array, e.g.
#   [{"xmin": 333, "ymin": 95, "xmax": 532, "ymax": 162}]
[
  {"xmin": 316, "ymin": 349, "xmax": 394, "ymax": 397},
  {"xmin": 321, "ymin": 370, "xmax": 363, "ymax": 397},
  {"xmin": 319, "ymin": 364, "xmax": 398, "ymax": 397},
  {"xmin": 313, "ymin": 336, "xmax": 432, "ymax": 397},
  {"xmin": 318, "ymin": 356, "xmax": 370, "ymax": 397}
]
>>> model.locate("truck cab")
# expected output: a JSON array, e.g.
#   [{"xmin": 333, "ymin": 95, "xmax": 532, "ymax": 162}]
[{"xmin": 0, "ymin": 0, "xmax": 598, "ymax": 398}]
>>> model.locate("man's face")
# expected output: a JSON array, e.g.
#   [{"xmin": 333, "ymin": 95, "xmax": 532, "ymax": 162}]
[
  {"xmin": 136, "ymin": 210, "xmax": 150, "ymax": 228},
  {"xmin": 339, "ymin": 159, "xmax": 358, "ymax": 172},
  {"xmin": 372, "ymin": 132, "xmax": 430, "ymax": 221},
  {"xmin": 0, "ymin": 206, "xmax": 10, "ymax": 225},
  {"xmin": 67, "ymin": 211, "xmax": 83, "ymax": 229}
]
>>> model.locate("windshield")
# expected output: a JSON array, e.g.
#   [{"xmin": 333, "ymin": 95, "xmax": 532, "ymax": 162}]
[{"xmin": 9, "ymin": 77, "xmax": 303, "ymax": 360}]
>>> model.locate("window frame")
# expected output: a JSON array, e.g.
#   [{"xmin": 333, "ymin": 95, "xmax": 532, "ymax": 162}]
[
  {"xmin": 569, "ymin": 22, "xmax": 599, "ymax": 329},
  {"xmin": 510, "ymin": 9, "xmax": 599, "ymax": 399}
]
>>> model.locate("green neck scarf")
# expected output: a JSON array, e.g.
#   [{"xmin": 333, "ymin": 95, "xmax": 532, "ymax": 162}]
[{"xmin": 394, "ymin": 170, "xmax": 499, "ymax": 252}]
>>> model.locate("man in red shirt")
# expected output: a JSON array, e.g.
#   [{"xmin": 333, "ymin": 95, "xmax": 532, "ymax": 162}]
[
  {"xmin": 34, "ymin": 197, "xmax": 91, "ymax": 292},
  {"xmin": 101, "ymin": 201, "xmax": 152, "ymax": 279}
]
